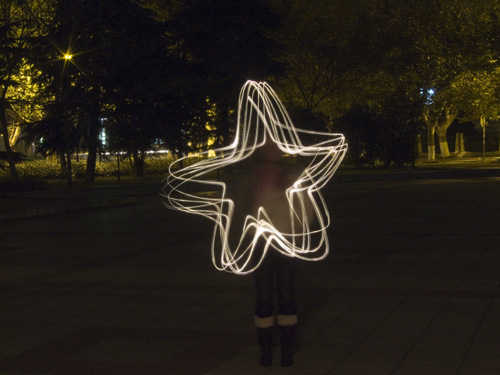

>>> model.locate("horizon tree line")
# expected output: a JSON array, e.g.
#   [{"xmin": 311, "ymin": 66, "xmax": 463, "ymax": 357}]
[{"xmin": 2, "ymin": 0, "xmax": 500, "ymax": 184}]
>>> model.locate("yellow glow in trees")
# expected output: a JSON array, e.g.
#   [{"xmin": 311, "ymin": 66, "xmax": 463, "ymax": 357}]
[{"xmin": 163, "ymin": 81, "xmax": 347, "ymax": 274}]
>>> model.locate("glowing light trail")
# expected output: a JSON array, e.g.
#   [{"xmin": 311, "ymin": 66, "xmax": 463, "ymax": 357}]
[{"xmin": 163, "ymin": 81, "xmax": 347, "ymax": 274}]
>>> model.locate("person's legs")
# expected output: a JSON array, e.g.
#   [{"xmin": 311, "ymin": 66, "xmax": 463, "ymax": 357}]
[
  {"xmin": 254, "ymin": 251, "xmax": 275, "ymax": 324},
  {"xmin": 253, "ymin": 253, "xmax": 275, "ymax": 366},
  {"xmin": 275, "ymin": 253, "xmax": 296, "ymax": 318},
  {"xmin": 275, "ymin": 253, "xmax": 297, "ymax": 366}
]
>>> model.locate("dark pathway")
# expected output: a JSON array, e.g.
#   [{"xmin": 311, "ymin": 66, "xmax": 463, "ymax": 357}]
[{"xmin": 1, "ymin": 177, "xmax": 500, "ymax": 374}]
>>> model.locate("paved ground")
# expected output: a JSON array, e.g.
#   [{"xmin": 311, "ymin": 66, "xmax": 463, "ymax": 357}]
[{"xmin": 1, "ymin": 172, "xmax": 500, "ymax": 374}]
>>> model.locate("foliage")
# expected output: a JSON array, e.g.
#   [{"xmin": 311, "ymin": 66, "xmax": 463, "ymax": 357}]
[
  {"xmin": 23, "ymin": 0, "xmax": 179, "ymax": 182},
  {"xmin": 0, "ymin": 159, "xmax": 60, "ymax": 179},
  {"xmin": 0, "ymin": 0, "xmax": 56, "ymax": 179},
  {"xmin": 451, "ymin": 68, "xmax": 500, "ymax": 123},
  {"xmin": 339, "ymin": 104, "xmax": 419, "ymax": 168},
  {"xmin": 274, "ymin": 0, "xmax": 368, "ymax": 127},
  {"xmin": 0, "ymin": 155, "xmax": 176, "ymax": 179},
  {"xmin": 167, "ymin": 0, "xmax": 283, "ymax": 147},
  {"xmin": 7, "ymin": 0, "xmax": 500, "ymax": 177}
]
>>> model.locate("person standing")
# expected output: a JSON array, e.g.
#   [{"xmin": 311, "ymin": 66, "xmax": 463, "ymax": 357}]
[{"xmin": 251, "ymin": 140, "xmax": 297, "ymax": 367}]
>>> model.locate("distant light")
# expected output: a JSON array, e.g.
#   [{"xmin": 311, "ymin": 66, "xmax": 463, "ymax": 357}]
[
  {"xmin": 99, "ymin": 128, "xmax": 106, "ymax": 146},
  {"xmin": 420, "ymin": 87, "xmax": 435, "ymax": 104},
  {"xmin": 64, "ymin": 54, "xmax": 72, "ymax": 60}
]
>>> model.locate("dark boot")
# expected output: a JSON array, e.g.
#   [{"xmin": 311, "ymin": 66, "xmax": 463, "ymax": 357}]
[
  {"xmin": 256, "ymin": 327, "xmax": 273, "ymax": 366},
  {"xmin": 279, "ymin": 325, "xmax": 296, "ymax": 366}
]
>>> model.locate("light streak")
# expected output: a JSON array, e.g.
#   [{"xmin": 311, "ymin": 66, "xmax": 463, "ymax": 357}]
[{"xmin": 162, "ymin": 81, "xmax": 347, "ymax": 275}]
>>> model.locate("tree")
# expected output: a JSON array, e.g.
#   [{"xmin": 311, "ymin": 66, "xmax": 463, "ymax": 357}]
[
  {"xmin": 422, "ymin": 99, "xmax": 458, "ymax": 159},
  {"xmin": 452, "ymin": 69, "xmax": 500, "ymax": 124},
  {"xmin": 360, "ymin": 0, "xmax": 492, "ymax": 161},
  {"xmin": 24, "ymin": 100, "xmax": 81, "ymax": 184},
  {"xmin": 0, "ymin": 0, "xmax": 55, "ymax": 179},
  {"xmin": 339, "ymin": 94, "xmax": 421, "ymax": 169},
  {"xmin": 447, "ymin": 68, "xmax": 500, "ymax": 155},
  {"xmin": 273, "ymin": 0, "xmax": 368, "ymax": 131},
  {"xmin": 167, "ymin": 0, "xmax": 283, "ymax": 147},
  {"xmin": 28, "ymin": 0, "xmax": 174, "ymax": 181}
]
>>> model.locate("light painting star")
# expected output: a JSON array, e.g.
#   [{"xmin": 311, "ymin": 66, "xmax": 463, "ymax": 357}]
[{"xmin": 163, "ymin": 81, "xmax": 347, "ymax": 274}]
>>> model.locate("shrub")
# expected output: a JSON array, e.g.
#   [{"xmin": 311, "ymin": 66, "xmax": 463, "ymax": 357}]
[
  {"xmin": 17, "ymin": 160, "xmax": 62, "ymax": 179},
  {"xmin": 0, "ymin": 155, "xmax": 176, "ymax": 180}
]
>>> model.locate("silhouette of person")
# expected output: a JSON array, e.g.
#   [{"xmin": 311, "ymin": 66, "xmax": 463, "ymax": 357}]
[{"xmin": 251, "ymin": 140, "xmax": 297, "ymax": 367}]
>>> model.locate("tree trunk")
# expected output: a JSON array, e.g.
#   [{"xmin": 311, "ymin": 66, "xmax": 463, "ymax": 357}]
[
  {"xmin": 66, "ymin": 151, "xmax": 72, "ymax": 186},
  {"xmin": 0, "ymin": 103, "xmax": 19, "ymax": 179},
  {"xmin": 130, "ymin": 148, "xmax": 145, "ymax": 177},
  {"xmin": 427, "ymin": 125, "xmax": 436, "ymax": 162},
  {"xmin": 427, "ymin": 144, "xmax": 435, "ymax": 161},
  {"xmin": 85, "ymin": 121, "xmax": 100, "ymax": 184},
  {"xmin": 0, "ymin": 4, "xmax": 18, "ymax": 179},
  {"xmin": 86, "ymin": 146, "xmax": 97, "ymax": 184},
  {"xmin": 423, "ymin": 106, "xmax": 437, "ymax": 162},
  {"xmin": 59, "ymin": 151, "xmax": 72, "ymax": 186},
  {"xmin": 455, "ymin": 133, "xmax": 465, "ymax": 155},
  {"xmin": 436, "ymin": 106, "xmax": 457, "ymax": 158},
  {"xmin": 136, "ymin": 150, "xmax": 145, "ymax": 176},
  {"xmin": 59, "ymin": 152, "xmax": 67, "ymax": 178},
  {"xmin": 218, "ymin": 95, "xmax": 233, "ymax": 147},
  {"xmin": 416, "ymin": 133, "xmax": 422, "ymax": 154},
  {"xmin": 116, "ymin": 152, "xmax": 121, "ymax": 183},
  {"xmin": 436, "ymin": 126, "xmax": 450, "ymax": 157}
]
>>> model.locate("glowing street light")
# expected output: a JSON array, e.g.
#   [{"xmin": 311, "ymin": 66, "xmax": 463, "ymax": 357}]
[{"xmin": 63, "ymin": 53, "xmax": 72, "ymax": 60}]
